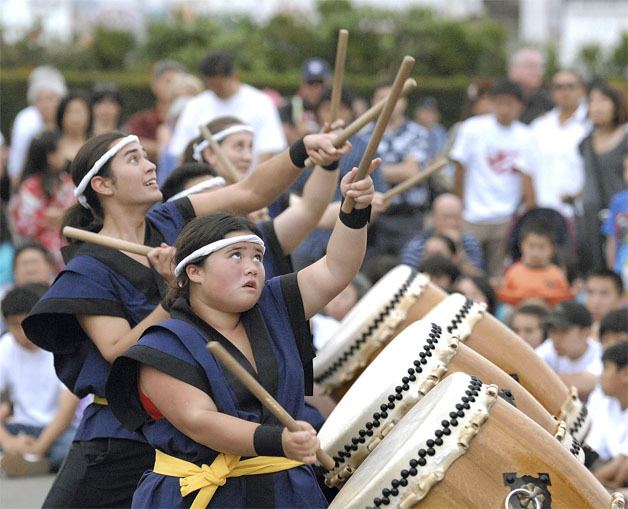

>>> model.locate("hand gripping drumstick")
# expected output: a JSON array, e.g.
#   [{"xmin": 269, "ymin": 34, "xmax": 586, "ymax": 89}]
[
  {"xmin": 341, "ymin": 56, "xmax": 416, "ymax": 213},
  {"xmin": 200, "ymin": 125, "xmax": 241, "ymax": 184},
  {"xmin": 329, "ymin": 29, "xmax": 349, "ymax": 123},
  {"xmin": 63, "ymin": 226, "xmax": 152, "ymax": 256},
  {"xmin": 381, "ymin": 121, "xmax": 460, "ymax": 205},
  {"xmin": 207, "ymin": 341, "xmax": 336, "ymax": 471},
  {"xmin": 303, "ymin": 77, "xmax": 417, "ymax": 168}
]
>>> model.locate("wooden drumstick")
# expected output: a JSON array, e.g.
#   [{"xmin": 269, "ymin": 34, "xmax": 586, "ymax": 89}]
[
  {"xmin": 200, "ymin": 125, "xmax": 241, "ymax": 184},
  {"xmin": 329, "ymin": 29, "xmax": 349, "ymax": 123},
  {"xmin": 382, "ymin": 157, "xmax": 449, "ymax": 205},
  {"xmin": 341, "ymin": 56, "xmax": 416, "ymax": 213},
  {"xmin": 207, "ymin": 341, "xmax": 336, "ymax": 471},
  {"xmin": 62, "ymin": 226, "xmax": 152, "ymax": 256},
  {"xmin": 303, "ymin": 77, "xmax": 417, "ymax": 168}
]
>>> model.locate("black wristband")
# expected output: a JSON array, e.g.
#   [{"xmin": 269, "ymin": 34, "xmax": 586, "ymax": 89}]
[
  {"xmin": 289, "ymin": 138, "xmax": 308, "ymax": 168},
  {"xmin": 339, "ymin": 199, "xmax": 371, "ymax": 229},
  {"xmin": 322, "ymin": 160, "xmax": 339, "ymax": 172},
  {"xmin": 253, "ymin": 424, "xmax": 285, "ymax": 456}
]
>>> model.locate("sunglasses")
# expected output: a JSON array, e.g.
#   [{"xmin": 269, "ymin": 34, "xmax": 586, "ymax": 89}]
[{"xmin": 551, "ymin": 82, "xmax": 580, "ymax": 91}]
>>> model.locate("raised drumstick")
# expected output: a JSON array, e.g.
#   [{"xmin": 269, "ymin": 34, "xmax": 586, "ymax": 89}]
[
  {"xmin": 63, "ymin": 226, "xmax": 151, "ymax": 256},
  {"xmin": 329, "ymin": 29, "xmax": 349, "ymax": 123},
  {"xmin": 341, "ymin": 56, "xmax": 416, "ymax": 213},
  {"xmin": 303, "ymin": 78, "xmax": 417, "ymax": 168},
  {"xmin": 207, "ymin": 341, "xmax": 336, "ymax": 471},
  {"xmin": 200, "ymin": 125, "xmax": 241, "ymax": 184},
  {"xmin": 382, "ymin": 157, "xmax": 449, "ymax": 204}
]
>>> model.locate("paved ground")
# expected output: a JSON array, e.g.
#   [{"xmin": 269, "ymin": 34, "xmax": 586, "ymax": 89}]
[{"xmin": 0, "ymin": 474, "xmax": 55, "ymax": 508}]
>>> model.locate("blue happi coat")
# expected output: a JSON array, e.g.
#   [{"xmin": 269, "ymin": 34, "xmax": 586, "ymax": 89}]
[{"xmin": 106, "ymin": 274, "xmax": 325, "ymax": 508}]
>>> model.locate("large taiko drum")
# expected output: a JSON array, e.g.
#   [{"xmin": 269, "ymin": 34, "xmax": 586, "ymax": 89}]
[
  {"xmin": 329, "ymin": 373, "xmax": 623, "ymax": 509},
  {"xmin": 414, "ymin": 291, "xmax": 590, "ymax": 441},
  {"xmin": 319, "ymin": 320, "xmax": 583, "ymax": 489},
  {"xmin": 314, "ymin": 265, "xmax": 429, "ymax": 401}
]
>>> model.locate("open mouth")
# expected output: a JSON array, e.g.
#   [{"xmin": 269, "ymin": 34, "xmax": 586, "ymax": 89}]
[
  {"xmin": 243, "ymin": 281, "xmax": 257, "ymax": 290},
  {"xmin": 144, "ymin": 178, "xmax": 158, "ymax": 187}
]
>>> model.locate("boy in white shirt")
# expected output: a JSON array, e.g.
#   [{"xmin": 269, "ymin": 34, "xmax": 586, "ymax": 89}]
[
  {"xmin": 535, "ymin": 300, "xmax": 602, "ymax": 401},
  {"xmin": 587, "ymin": 340, "xmax": 628, "ymax": 493},
  {"xmin": 0, "ymin": 284, "xmax": 78, "ymax": 476},
  {"xmin": 451, "ymin": 79, "xmax": 536, "ymax": 277}
]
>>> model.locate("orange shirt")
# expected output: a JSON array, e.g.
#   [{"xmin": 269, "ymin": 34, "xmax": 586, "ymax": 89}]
[{"xmin": 497, "ymin": 261, "xmax": 573, "ymax": 307}]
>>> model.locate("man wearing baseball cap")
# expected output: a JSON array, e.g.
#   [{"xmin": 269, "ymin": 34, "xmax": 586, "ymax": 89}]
[
  {"xmin": 535, "ymin": 300, "xmax": 603, "ymax": 400},
  {"xmin": 279, "ymin": 57, "xmax": 332, "ymax": 144}
]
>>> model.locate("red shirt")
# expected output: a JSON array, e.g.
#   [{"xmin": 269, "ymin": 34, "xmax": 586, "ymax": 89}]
[{"xmin": 125, "ymin": 108, "xmax": 163, "ymax": 141}]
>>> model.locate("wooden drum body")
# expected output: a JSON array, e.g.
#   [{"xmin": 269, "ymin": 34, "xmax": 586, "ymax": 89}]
[
  {"xmin": 319, "ymin": 320, "xmax": 583, "ymax": 490},
  {"xmin": 330, "ymin": 373, "xmax": 621, "ymax": 509},
  {"xmin": 401, "ymin": 274, "xmax": 590, "ymax": 441}
]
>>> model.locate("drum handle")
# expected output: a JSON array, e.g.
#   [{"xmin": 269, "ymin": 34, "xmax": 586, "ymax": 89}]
[{"xmin": 504, "ymin": 488, "xmax": 541, "ymax": 509}]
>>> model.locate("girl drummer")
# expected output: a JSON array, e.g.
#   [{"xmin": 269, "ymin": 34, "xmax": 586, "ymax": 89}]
[
  {"xmin": 22, "ymin": 130, "xmax": 348, "ymax": 508},
  {"xmin": 105, "ymin": 160, "xmax": 378, "ymax": 508}
]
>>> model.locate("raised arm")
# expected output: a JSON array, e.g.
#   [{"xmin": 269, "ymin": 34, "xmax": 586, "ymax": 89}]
[
  {"xmin": 273, "ymin": 164, "xmax": 340, "ymax": 255},
  {"xmin": 189, "ymin": 133, "xmax": 349, "ymax": 218},
  {"xmin": 297, "ymin": 160, "xmax": 379, "ymax": 319}
]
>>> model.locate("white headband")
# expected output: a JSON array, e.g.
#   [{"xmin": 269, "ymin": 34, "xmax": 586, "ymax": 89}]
[
  {"xmin": 74, "ymin": 135, "xmax": 139, "ymax": 209},
  {"xmin": 166, "ymin": 176, "xmax": 226, "ymax": 202},
  {"xmin": 175, "ymin": 234, "xmax": 265, "ymax": 277},
  {"xmin": 192, "ymin": 140, "xmax": 209, "ymax": 163},
  {"xmin": 211, "ymin": 124, "xmax": 254, "ymax": 143}
]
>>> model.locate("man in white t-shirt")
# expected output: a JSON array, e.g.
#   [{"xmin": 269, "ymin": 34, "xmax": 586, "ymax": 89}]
[
  {"xmin": 0, "ymin": 284, "xmax": 77, "ymax": 476},
  {"xmin": 586, "ymin": 340, "xmax": 628, "ymax": 492},
  {"xmin": 535, "ymin": 300, "xmax": 602, "ymax": 401},
  {"xmin": 169, "ymin": 51, "xmax": 286, "ymax": 165},
  {"xmin": 530, "ymin": 69, "xmax": 590, "ymax": 219},
  {"xmin": 451, "ymin": 79, "xmax": 536, "ymax": 277}
]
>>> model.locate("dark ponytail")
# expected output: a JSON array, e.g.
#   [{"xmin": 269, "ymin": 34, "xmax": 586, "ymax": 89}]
[
  {"xmin": 62, "ymin": 131, "xmax": 126, "ymax": 238},
  {"xmin": 164, "ymin": 213, "xmax": 262, "ymax": 307}
]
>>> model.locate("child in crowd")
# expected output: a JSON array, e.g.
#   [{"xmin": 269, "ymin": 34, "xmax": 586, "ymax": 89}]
[
  {"xmin": 602, "ymin": 154, "xmax": 628, "ymax": 286},
  {"xmin": 508, "ymin": 303, "xmax": 549, "ymax": 349},
  {"xmin": 586, "ymin": 340, "xmax": 627, "ymax": 492},
  {"xmin": 418, "ymin": 254, "xmax": 460, "ymax": 293},
  {"xmin": 535, "ymin": 300, "xmax": 602, "ymax": 401},
  {"xmin": 599, "ymin": 307, "xmax": 628, "ymax": 348},
  {"xmin": 583, "ymin": 269, "xmax": 625, "ymax": 337},
  {"xmin": 0, "ymin": 284, "xmax": 78, "ymax": 476},
  {"xmin": 497, "ymin": 220, "xmax": 572, "ymax": 307},
  {"xmin": 454, "ymin": 275, "xmax": 496, "ymax": 314},
  {"xmin": 9, "ymin": 131, "xmax": 76, "ymax": 270}
]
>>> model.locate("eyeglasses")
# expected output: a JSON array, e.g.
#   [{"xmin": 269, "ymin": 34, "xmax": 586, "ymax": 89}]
[{"xmin": 551, "ymin": 82, "xmax": 580, "ymax": 91}]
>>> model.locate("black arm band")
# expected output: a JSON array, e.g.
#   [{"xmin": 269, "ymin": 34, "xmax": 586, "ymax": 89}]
[
  {"xmin": 339, "ymin": 199, "xmax": 371, "ymax": 229},
  {"xmin": 322, "ymin": 160, "xmax": 339, "ymax": 172},
  {"xmin": 253, "ymin": 424, "xmax": 285, "ymax": 456},
  {"xmin": 289, "ymin": 138, "xmax": 308, "ymax": 168}
]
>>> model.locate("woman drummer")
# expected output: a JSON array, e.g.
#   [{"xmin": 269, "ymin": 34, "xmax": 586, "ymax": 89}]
[
  {"xmin": 22, "ymin": 130, "xmax": 348, "ymax": 508},
  {"xmin": 104, "ymin": 161, "xmax": 377, "ymax": 508}
]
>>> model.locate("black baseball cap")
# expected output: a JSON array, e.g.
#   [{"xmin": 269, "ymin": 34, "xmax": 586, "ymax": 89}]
[
  {"xmin": 545, "ymin": 300, "xmax": 592, "ymax": 330},
  {"xmin": 301, "ymin": 58, "xmax": 331, "ymax": 82}
]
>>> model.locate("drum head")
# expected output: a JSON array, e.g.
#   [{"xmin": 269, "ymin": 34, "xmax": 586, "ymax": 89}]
[
  {"xmin": 314, "ymin": 265, "xmax": 428, "ymax": 391},
  {"xmin": 330, "ymin": 373, "xmax": 497, "ymax": 509},
  {"xmin": 319, "ymin": 319, "xmax": 458, "ymax": 486}
]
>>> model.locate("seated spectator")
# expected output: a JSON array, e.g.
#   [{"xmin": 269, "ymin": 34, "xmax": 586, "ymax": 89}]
[
  {"xmin": 583, "ymin": 268, "xmax": 625, "ymax": 337},
  {"xmin": 454, "ymin": 275, "xmax": 497, "ymax": 315},
  {"xmin": 362, "ymin": 254, "xmax": 400, "ymax": 285},
  {"xmin": 423, "ymin": 233, "xmax": 457, "ymax": 261},
  {"xmin": 400, "ymin": 193, "xmax": 484, "ymax": 275},
  {"xmin": 586, "ymin": 340, "xmax": 627, "ymax": 491},
  {"xmin": 535, "ymin": 300, "xmax": 602, "ymax": 400},
  {"xmin": 0, "ymin": 284, "xmax": 78, "ymax": 476},
  {"xmin": 9, "ymin": 131, "xmax": 76, "ymax": 270},
  {"xmin": 599, "ymin": 307, "xmax": 628, "ymax": 348},
  {"xmin": 418, "ymin": 254, "xmax": 460, "ymax": 292},
  {"xmin": 508, "ymin": 303, "xmax": 550, "ymax": 349},
  {"xmin": 497, "ymin": 220, "xmax": 572, "ymax": 307}
]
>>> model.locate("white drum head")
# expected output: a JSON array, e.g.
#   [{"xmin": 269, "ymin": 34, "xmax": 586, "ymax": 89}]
[
  {"xmin": 330, "ymin": 373, "xmax": 498, "ymax": 509},
  {"xmin": 421, "ymin": 292, "xmax": 486, "ymax": 341}
]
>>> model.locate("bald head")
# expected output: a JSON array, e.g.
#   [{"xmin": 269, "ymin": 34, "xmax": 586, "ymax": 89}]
[
  {"xmin": 432, "ymin": 193, "xmax": 463, "ymax": 235},
  {"xmin": 508, "ymin": 48, "xmax": 545, "ymax": 94}
]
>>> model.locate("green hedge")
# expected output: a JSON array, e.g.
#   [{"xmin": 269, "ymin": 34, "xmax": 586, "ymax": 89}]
[{"xmin": 0, "ymin": 67, "xmax": 470, "ymax": 143}]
